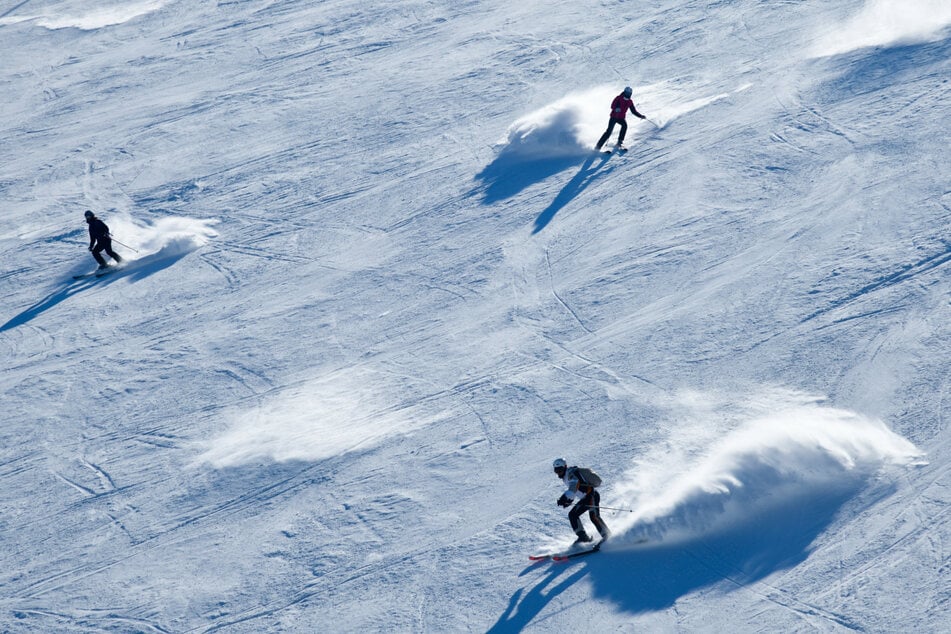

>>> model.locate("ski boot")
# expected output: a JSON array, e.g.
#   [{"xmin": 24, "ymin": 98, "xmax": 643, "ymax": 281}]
[{"xmin": 573, "ymin": 531, "xmax": 593, "ymax": 545}]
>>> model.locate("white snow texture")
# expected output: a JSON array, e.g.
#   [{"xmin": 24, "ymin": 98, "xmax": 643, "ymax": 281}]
[{"xmin": 1, "ymin": 0, "xmax": 948, "ymax": 632}]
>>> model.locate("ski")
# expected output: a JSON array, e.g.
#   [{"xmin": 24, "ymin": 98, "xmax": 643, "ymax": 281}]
[
  {"xmin": 529, "ymin": 541, "xmax": 602, "ymax": 562},
  {"xmin": 552, "ymin": 544, "xmax": 601, "ymax": 561},
  {"xmin": 73, "ymin": 266, "xmax": 119, "ymax": 280}
]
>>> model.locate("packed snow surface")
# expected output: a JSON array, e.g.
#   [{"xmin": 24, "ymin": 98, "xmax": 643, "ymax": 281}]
[{"xmin": 1, "ymin": 0, "xmax": 948, "ymax": 632}]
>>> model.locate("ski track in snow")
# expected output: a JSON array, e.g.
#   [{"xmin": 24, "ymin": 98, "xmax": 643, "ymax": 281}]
[{"xmin": 1, "ymin": 0, "xmax": 949, "ymax": 631}]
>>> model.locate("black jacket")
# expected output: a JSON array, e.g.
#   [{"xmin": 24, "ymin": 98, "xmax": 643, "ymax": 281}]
[{"xmin": 87, "ymin": 217, "xmax": 111, "ymax": 244}]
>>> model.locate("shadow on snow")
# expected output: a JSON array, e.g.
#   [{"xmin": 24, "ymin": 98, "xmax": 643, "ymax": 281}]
[
  {"xmin": 819, "ymin": 33, "xmax": 951, "ymax": 96},
  {"xmin": 489, "ymin": 482, "xmax": 864, "ymax": 632},
  {"xmin": 473, "ymin": 147, "xmax": 617, "ymax": 234},
  {"xmin": 532, "ymin": 152, "xmax": 614, "ymax": 234},
  {"xmin": 1, "ymin": 248, "xmax": 189, "ymax": 332},
  {"xmin": 474, "ymin": 146, "xmax": 595, "ymax": 206}
]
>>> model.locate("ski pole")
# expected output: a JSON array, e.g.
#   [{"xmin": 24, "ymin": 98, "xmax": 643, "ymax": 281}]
[
  {"xmin": 645, "ymin": 118, "xmax": 661, "ymax": 129},
  {"xmin": 579, "ymin": 504, "xmax": 635, "ymax": 513},
  {"xmin": 110, "ymin": 237, "xmax": 139, "ymax": 254}
]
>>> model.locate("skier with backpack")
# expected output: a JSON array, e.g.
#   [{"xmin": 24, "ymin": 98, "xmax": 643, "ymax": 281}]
[
  {"xmin": 553, "ymin": 458, "xmax": 611, "ymax": 544},
  {"xmin": 595, "ymin": 86, "xmax": 647, "ymax": 152},
  {"xmin": 84, "ymin": 210, "xmax": 122, "ymax": 270}
]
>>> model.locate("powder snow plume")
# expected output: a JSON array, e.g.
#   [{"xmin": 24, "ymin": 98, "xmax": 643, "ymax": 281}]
[
  {"xmin": 812, "ymin": 0, "xmax": 951, "ymax": 57},
  {"xmin": 0, "ymin": 1, "xmax": 168, "ymax": 30},
  {"xmin": 196, "ymin": 367, "xmax": 443, "ymax": 468},
  {"xmin": 494, "ymin": 83, "xmax": 734, "ymax": 159},
  {"xmin": 496, "ymin": 85, "xmax": 620, "ymax": 158},
  {"xmin": 107, "ymin": 214, "xmax": 218, "ymax": 259},
  {"xmin": 609, "ymin": 390, "xmax": 925, "ymax": 546}
]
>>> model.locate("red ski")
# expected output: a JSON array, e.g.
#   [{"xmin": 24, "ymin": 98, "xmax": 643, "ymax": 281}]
[{"xmin": 530, "ymin": 542, "xmax": 602, "ymax": 562}]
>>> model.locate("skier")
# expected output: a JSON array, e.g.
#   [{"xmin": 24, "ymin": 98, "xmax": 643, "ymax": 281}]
[
  {"xmin": 553, "ymin": 458, "xmax": 610, "ymax": 544},
  {"xmin": 595, "ymin": 86, "xmax": 647, "ymax": 151},
  {"xmin": 84, "ymin": 210, "xmax": 122, "ymax": 269}
]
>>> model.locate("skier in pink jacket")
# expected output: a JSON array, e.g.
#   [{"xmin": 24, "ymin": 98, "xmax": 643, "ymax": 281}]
[{"xmin": 595, "ymin": 86, "xmax": 647, "ymax": 151}]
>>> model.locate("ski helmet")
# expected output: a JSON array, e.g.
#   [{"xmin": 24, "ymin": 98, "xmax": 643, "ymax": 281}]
[
  {"xmin": 623, "ymin": 86, "xmax": 633, "ymax": 97},
  {"xmin": 84, "ymin": 210, "xmax": 94, "ymax": 219},
  {"xmin": 553, "ymin": 458, "xmax": 567, "ymax": 471}
]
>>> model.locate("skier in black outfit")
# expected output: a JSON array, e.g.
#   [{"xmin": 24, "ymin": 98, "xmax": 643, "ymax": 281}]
[
  {"xmin": 553, "ymin": 458, "xmax": 610, "ymax": 544},
  {"xmin": 85, "ymin": 210, "xmax": 122, "ymax": 269}
]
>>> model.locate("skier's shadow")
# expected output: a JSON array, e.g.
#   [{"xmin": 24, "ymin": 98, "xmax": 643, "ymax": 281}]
[
  {"xmin": 532, "ymin": 152, "xmax": 612, "ymax": 234},
  {"xmin": 475, "ymin": 153, "xmax": 587, "ymax": 205},
  {"xmin": 1, "ymin": 250, "xmax": 184, "ymax": 332},
  {"xmin": 0, "ymin": 279, "xmax": 94, "ymax": 332},
  {"xmin": 491, "ymin": 482, "xmax": 863, "ymax": 628},
  {"xmin": 487, "ymin": 566, "xmax": 589, "ymax": 633}
]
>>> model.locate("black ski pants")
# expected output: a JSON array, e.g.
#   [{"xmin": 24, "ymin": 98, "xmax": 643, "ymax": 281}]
[
  {"xmin": 569, "ymin": 488, "xmax": 609, "ymax": 538},
  {"xmin": 91, "ymin": 238, "xmax": 122, "ymax": 266},
  {"xmin": 596, "ymin": 117, "xmax": 628, "ymax": 149}
]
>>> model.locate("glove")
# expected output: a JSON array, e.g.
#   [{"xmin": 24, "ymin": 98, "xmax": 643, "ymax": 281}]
[
  {"xmin": 557, "ymin": 494, "xmax": 571, "ymax": 508},
  {"xmin": 637, "ymin": 113, "xmax": 647, "ymax": 119},
  {"xmin": 88, "ymin": 245, "xmax": 93, "ymax": 251}
]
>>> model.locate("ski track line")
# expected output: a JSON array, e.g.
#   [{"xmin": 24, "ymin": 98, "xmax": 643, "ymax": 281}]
[
  {"xmin": 210, "ymin": 241, "xmax": 313, "ymax": 264},
  {"xmin": 510, "ymin": 250, "xmax": 656, "ymax": 396},
  {"xmin": 197, "ymin": 251, "xmax": 240, "ymax": 287},
  {"xmin": 11, "ymin": 480, "xmax": 142, "ymax": 535},
  {"xmin": 812, "ymin": 469, "xmax": 951, "ymax": 603},
  {"xmin": 16, "ymin": 448, "xmax": 358, "ymax": 597},
  {"xmin": 7, "ymin": 608, "xmax": 172, "ymax": 634},
  {"xmin": 4, "ymin": 324, "xmax": 56, "ymax": 366},
  {"xmin": 52, "ymin": 472, "xmax": 98, "ymax": 498},
  {"xmin": 800, "ymin": 244, "xmax": 951, "ymax": 325},
  {"xmin": 0, "ymin": 451, "xmax": 41, "ymax": 477},
  {"xmin": 16, "ymin": 465, "xmax": 326, "ymax": 600},
  {"xmin": 684, "ymin": 547, "xmax": 864, "ymax": 632},
  {"xmin": 105, "ymin": 510, "xmax": 137, "ymax": 544},
  {"xmin": 546, "ymin": 248, "xmax": 593, "ymax": 335},
  {"xmin": 376, "ymin": 357, "xmax": 497, "ymax": 448},
  {"xmin": 164, "ymin": 466, "xmax": 330, "ymax": 536},
  {"xmin": 81, "ymin": 458, "xmax": 117, "ymax": 492},
  {"xmin": 194, "ymin": 533, "xmax": 478, "ymax": 633},
  {"xmin": 22, "ymin": 452, "xmax": 394, "ymax": 604},
  {"xmin": 801, "ymin": 103, "xmax": 859, "ymax": 146},
  {"xmin": 18, "ymin": 547, "xmax": 156, "ymax": 601}
]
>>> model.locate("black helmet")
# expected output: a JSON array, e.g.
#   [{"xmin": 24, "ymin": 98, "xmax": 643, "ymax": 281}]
[
  {"xmin": 84, "ymin": 210, "xmax": 94, "ymax": 219},
  {"xmin": 623, "ymin": 86, "xmax": 633, "ymax": 97}
]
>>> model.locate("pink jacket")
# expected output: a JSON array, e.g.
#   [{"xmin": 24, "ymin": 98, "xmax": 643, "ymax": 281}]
[{"xmin": 609, "ymin": 94, "xmax": 641, "ymax": 120}]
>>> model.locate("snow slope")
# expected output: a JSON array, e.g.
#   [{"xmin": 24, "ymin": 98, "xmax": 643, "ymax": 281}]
[{"xmin": 1, "ymin": 0, "xmax": 948, "ymax": 631}]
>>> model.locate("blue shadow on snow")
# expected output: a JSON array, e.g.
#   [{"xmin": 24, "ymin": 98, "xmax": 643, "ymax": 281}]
[
  {"xmin": 475, "ymin": 148, "xmax": 595, "ymax": 206},
  {"xmin": 1, "ymin": 248, "xmax": 188, "ymax": 332},
  {"xmin": 487, "ymin": 566, "xmax": 589, "ymax": 634},
  {"xmin": 822, "ymin": 32, "xmax": 951, "ymax": 96},
  {"xmin": 532, "ymin": 152, "xmax": 614, "ymax": 234},
  {"xmin": 489, "ymin": 482, "xmax": 863, "ymax": 631}
]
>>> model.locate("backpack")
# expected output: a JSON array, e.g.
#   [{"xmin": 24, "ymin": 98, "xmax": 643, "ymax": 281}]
[{"xmin": 574, "ymin": 466, "xmax": 603, "ymax": 488}]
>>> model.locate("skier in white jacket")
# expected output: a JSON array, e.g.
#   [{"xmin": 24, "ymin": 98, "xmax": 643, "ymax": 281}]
[{"xmin": 554, "ymin": 458, "xmax": 610, "ymax": 544}]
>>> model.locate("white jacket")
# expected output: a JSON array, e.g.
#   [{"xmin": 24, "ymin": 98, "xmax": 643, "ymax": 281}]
[{"xmin": 561, "ymin": 466, "xmax": 585, "ymax": 501}]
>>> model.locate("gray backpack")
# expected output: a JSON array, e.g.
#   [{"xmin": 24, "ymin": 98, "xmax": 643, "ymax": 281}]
[{"xmin": 574, "ymin": 466, "xmax": 603, "ymax": 488}]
